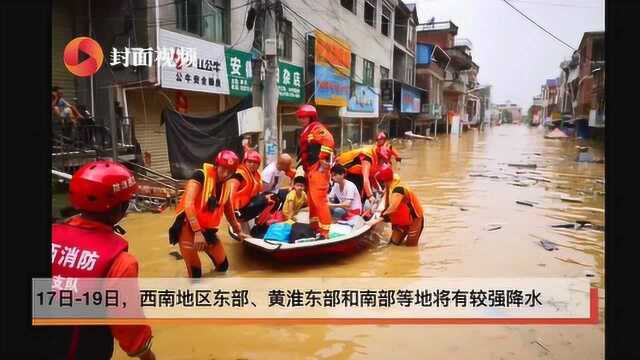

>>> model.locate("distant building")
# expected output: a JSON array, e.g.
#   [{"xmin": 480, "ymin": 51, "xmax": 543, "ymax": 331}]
[{"xmin": 495, "ymin": 101, "xmax": 522, "ymax": 124}]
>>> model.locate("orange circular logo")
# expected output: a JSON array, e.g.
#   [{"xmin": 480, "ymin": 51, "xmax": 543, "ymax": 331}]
[{"xmin": 63, "ymin": 37, "xmax": 104, "ymax": 77}]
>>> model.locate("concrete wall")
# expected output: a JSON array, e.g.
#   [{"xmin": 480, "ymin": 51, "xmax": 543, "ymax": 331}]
[{"xmin": 417, "ymin": 31, "xmax": 453, "ymax": 50}]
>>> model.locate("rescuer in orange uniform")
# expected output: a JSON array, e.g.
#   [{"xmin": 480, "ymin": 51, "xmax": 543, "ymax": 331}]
[
  {"xmin": 335, "ymin": 145, "xmax": 384, "ymax": 204},
  {"xmin": 375, "ymin": 164, "xmax": 424, "ymax": 246},
  {"xmin": 227, "ymin": 150, "xmax": 275, "ymax": 224},
  {"xmin": 375, "ymin": 132, "xmax": 402, "ymax": 164},
  {"xmin": 169, "ymin": 150, "xmax": 248, "ymax": 278},
  {"xmin": 296, "ymin": 104, "xmax": 335, "ymax": 239},
  {"xmin": 51, "ymin": 160, "xmax": 155, "ymax": 360}
]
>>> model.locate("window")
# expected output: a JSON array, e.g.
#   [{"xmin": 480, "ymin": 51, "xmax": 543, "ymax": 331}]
[
  {"xmin": 380, "ymin": 65, "xmax": 389, "ymax": 79},
  {"xmin": 405, "ymin": 55, "xmax": 414, "ymax": 84},
  {"xmin": 176, "ymin": 0, "xmax": 228, "ymax": 44},
  {"xmin": 364, "ymin": 0, "xmax": 377, "ymax": 28},
  {"xmin": 381, "ymin": 5, "xmax": 391, "ymax": 36},
  {"xmin": 277, "ymin": 19, "xmax": 292, "ymax": 60},
  {"xmin": 341, "ymin": 0, "xmax": 356, "ymax": 14},
  {"xmin": 351, "ymin": 53, "xmax": 357, "ymax": 79},
  {"xmin": 407, "ymin": 19, "xmax": 415, "ymax": 50},
  {"xmin": 363, "ymin": 58, "xmax": 375, "ymax": 86}
]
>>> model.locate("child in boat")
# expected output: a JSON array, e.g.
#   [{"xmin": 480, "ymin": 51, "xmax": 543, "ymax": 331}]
[{"xmin": 282, "ymin": 176, "xmax": 308, "ymax": 221}]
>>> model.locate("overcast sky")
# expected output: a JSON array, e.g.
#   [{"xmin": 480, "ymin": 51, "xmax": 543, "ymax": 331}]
[{"xmin": 413, "ymin": 0, "xmax": 604, "ymax": 110}]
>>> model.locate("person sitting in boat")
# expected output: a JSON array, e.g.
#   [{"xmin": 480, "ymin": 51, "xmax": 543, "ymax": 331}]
[
  {"xmin": 261, "ymin": 153, "xmax": 296, "ymax": 209},
  {"xmin": 375, "ymin": 132, "xmax": 402, "ymax": 164},
  {"xmin": 169, "ymin": 150, "xmax": 248, "ymax": 278},
  {"xmin": 335, "ymin": 144, "xmax": 384, "ymax": 206},
  {"xmin": 282, "ymin": 176, "xmax": 308, "ymax": 221},
  {"xmin": 374, "ymin": 164, "xmax": 424, "ymax": 246},
  {"xmin": 227, "ymin": 150, "xmax": 275, "ymax": 225},
  {"xmin": 328, "ymin": 164, "xmax": 363, "ymax": 221}
]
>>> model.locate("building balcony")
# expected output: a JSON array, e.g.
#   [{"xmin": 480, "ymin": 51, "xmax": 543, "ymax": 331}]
[
  {"xmin": 445, "ymin": 47, "xmax": 473, "ymax": 70},
  {"xmin": 454, "ymin": 38, "xmax": 473, "ymax": 50},
  {"xmin": 442, "ymin": 79, "xmax": 465, "ymax": 94}
]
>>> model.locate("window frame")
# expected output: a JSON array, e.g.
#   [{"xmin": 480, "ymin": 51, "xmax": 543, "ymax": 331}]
[
  {"xmin": 341, "ymin": 0, "xmax": 357, "ymax": 15},
  {"xmin": 277, "ymin": 18, "xmax": 293, "ymax": 60},
  {"xmin": 381, "ymin": 5, "xmax": 391, "ymax": 37},
  {"xmin": 351, "ymin": 53, "xmax": 357, "ymax": 79},
  {"xmin": 380, "ymin": 65, "xmax": 389, "ymax": 80},
  {"xmin": 175, "ymin": 0, "xmax": 229, "ymax": 44},
  {"xmin": 364, "ymin": 0, "xmax": 377, "ymax": 28},
  {"xmin": 363, "ymin": 58, "xmax": 375, "ymax": 86}
]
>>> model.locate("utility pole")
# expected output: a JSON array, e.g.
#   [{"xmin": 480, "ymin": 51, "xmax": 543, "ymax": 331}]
[{"xmin": 262, "ymin": 0, "xmax": 280, "ymax": 165}]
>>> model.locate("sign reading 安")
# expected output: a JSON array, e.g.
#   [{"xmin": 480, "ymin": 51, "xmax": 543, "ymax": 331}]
[{"xmin": 224, "ymin": 48, "xmax": 304, "ymax": 103}]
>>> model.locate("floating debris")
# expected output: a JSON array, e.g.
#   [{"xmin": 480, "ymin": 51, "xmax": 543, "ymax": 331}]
[
  {"xmin": 485, "ymin": 224, "xmax": 503, "ymax": 231},
  {"xmin": 169, "ymin": 251, "xmax": 183, "ymax": 260},
  {"xmin": 560, "ymin": 195, "xmax": 584, "ymax": 203},
  {"xmin": 460, "ymin": 208, "xmax": 469, "ymax": 211},
  {"xmin": 539, "ymin": 239, "xmax": 559, "ymax": 251},
  {"xmin": 508, "ymin": 163, "xmax": 537, "ymax": 169},
  {"xmin": 516, "ymin": 200, "xmax": 536, "ymax": 207},
  {"xmin": 551, "ymin": 223, "xmax": 576, "ymax": 229}
]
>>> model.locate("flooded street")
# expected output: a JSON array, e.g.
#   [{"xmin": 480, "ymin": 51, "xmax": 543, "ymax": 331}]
[{"xmin": 115, "ymin": 124, "xmax": 604, "ymax": 359}]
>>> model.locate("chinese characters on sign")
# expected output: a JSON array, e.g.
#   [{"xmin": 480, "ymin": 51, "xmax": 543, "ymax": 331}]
[
  {"xmin": 314, "ymin": 31, "xmax": 351, "ymax": 107},
  {"xmin": 158, "ymin": 29, "xmax": 229, "ymax": 95},
  {"xmin": 224, "ymin": 48, "xmax": 304, "ymax": 103},
  {"xmin": 224, "ymin": 48, "xmax": 253, "ymax": 97}
]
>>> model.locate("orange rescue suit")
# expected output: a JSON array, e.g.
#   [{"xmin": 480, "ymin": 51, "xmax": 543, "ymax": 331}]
[
  {"xmin": 336, "ymin": 146, "xmax": 379, "ymax": 176},
  {"xmin": 299, "ymin": 120, "xmax": 335, "ymax": 236},
  {"xmin": 384, "ymin": 175, "xmax": 424, "ymax": 226},
  {"xmin": 229, "ymin": 164, "xmax": 263, "ymax": 210},
  {"xmin": 171, "ymin": 163, "xmax": 238, "ymax": 277}
]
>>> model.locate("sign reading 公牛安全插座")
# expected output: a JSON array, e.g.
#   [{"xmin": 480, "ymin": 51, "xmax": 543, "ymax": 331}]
[{"xmin": 158, "ymin": 29, "xmax": 230, "ymax": 95}]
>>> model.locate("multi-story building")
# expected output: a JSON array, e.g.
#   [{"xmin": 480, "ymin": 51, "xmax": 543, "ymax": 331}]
[
  {"xmin": 52, "ymin": 0, "xmax": 421, "ymax": 176},
  {"xmin": 577, "ymin": 31, "xmax": 605, "ymax": 134},
  {"xmin": 415, "ymin": 20, "xmax": 480, "ymax": 133},
  {"xmin": 495, "ymin": 101, "xmax": 522, "ymax": 124}
]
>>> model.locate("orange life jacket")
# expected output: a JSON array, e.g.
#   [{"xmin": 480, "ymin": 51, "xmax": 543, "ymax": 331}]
[
  {"xmin": 232, "ymin": 164, "xmax": 263, "ymax": 209},
  {"xmin": 336, "ymin": 146, "xmax": 378, "ymax": 176},
  {"xmin": 385, "ymin": 175, "xmax": 424, "ymax": 226},
  {"xmin": 175, "ymin": 163, "xmax": 231, "ymax": 229}
]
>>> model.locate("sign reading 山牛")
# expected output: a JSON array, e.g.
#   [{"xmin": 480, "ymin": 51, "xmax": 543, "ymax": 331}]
[{"xmin": 158, "ymin": 29, "xmax": 230, "ymax": 95}]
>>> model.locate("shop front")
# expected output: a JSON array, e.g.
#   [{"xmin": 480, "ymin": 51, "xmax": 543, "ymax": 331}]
[{"xmin": 339, "ymin": 82, "xmax": 380, "ymax": 151}]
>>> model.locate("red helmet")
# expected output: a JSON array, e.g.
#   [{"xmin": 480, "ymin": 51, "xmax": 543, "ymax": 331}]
[
  {"xmin": 374, "ymin": 164, "xmax": 394, "ymax": 183},
  {"xmin": 69, "ymin": 160, "xmax": 138, "ymax": 213},
  {"xmin": 376, "ymin": 132, "xmax": 387, "ymax": 141},
  {"xmin": 243, "ymin": 150, "xmax": 262, "ymax": 164},
  {"xmin": 215, "ymin": 150, "xmax": 240, "ymax": 171},
  {"xmin": 296, "ymin": 104, "xmax": 318, "ymax": 121}
]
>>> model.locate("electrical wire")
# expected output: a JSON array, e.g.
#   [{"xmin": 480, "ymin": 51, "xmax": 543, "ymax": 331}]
[{"xmin": 500, "ymin": 0, "xmax": 577, "ymax": 50}]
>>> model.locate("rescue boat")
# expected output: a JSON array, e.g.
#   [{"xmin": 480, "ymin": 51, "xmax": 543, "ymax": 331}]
[{"xmin": 228, "ymin": 199, "xmax": 385, "ymax": 261}]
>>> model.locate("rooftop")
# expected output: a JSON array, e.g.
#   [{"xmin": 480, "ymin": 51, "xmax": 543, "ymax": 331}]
[{"xmin": 416, "ymin": 20, "xmax": 458, "ymax": 35}]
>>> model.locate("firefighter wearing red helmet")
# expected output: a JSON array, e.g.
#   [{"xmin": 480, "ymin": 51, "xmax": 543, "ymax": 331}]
[
  {"xmin": 169, "ymin": 150, "xmax": 249, "ymax": 278},
  {"xmin": 296, "ymin": 104, "xmax": 335, "ymax": 238},
  {"xmin": 375, "ymin": 164, "xmax": 424, "ymax": 246},
  {"xmin": 227, "ymin": 150, "xmax": 275, "ymax": 226},
  {"xmin": 52, "ymin": 160, "xmax": 155, "ymax": 360},
  {"xmin": 375, "ymin": 131, "xmax": 401, "ymax": 164}
]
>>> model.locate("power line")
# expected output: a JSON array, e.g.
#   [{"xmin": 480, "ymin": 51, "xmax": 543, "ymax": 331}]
[
  {"xmin": 500, "ymin": 0, "xmax": 577, "ymax": 50},
  {"xmin": 507, "ymin": 0, "xmax": 600, "ymax": 8}
]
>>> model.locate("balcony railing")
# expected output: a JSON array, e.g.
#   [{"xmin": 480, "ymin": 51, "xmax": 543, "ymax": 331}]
[
  {"xmin": 52, "ymin": 117, "xmax": 135, "ymax": 158},
  {"xmin": 454, "ymin": 38, "xmax": 473, "ymax": 50},
  {"xmin": 416, "ymin": 20, "xmax": 458, "ymax": 33}
]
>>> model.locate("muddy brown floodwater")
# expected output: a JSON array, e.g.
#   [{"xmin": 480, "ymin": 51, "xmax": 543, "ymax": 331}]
[{"xmin": 114, "ymin": 124, "xmax": 604, "ymax": 359}]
